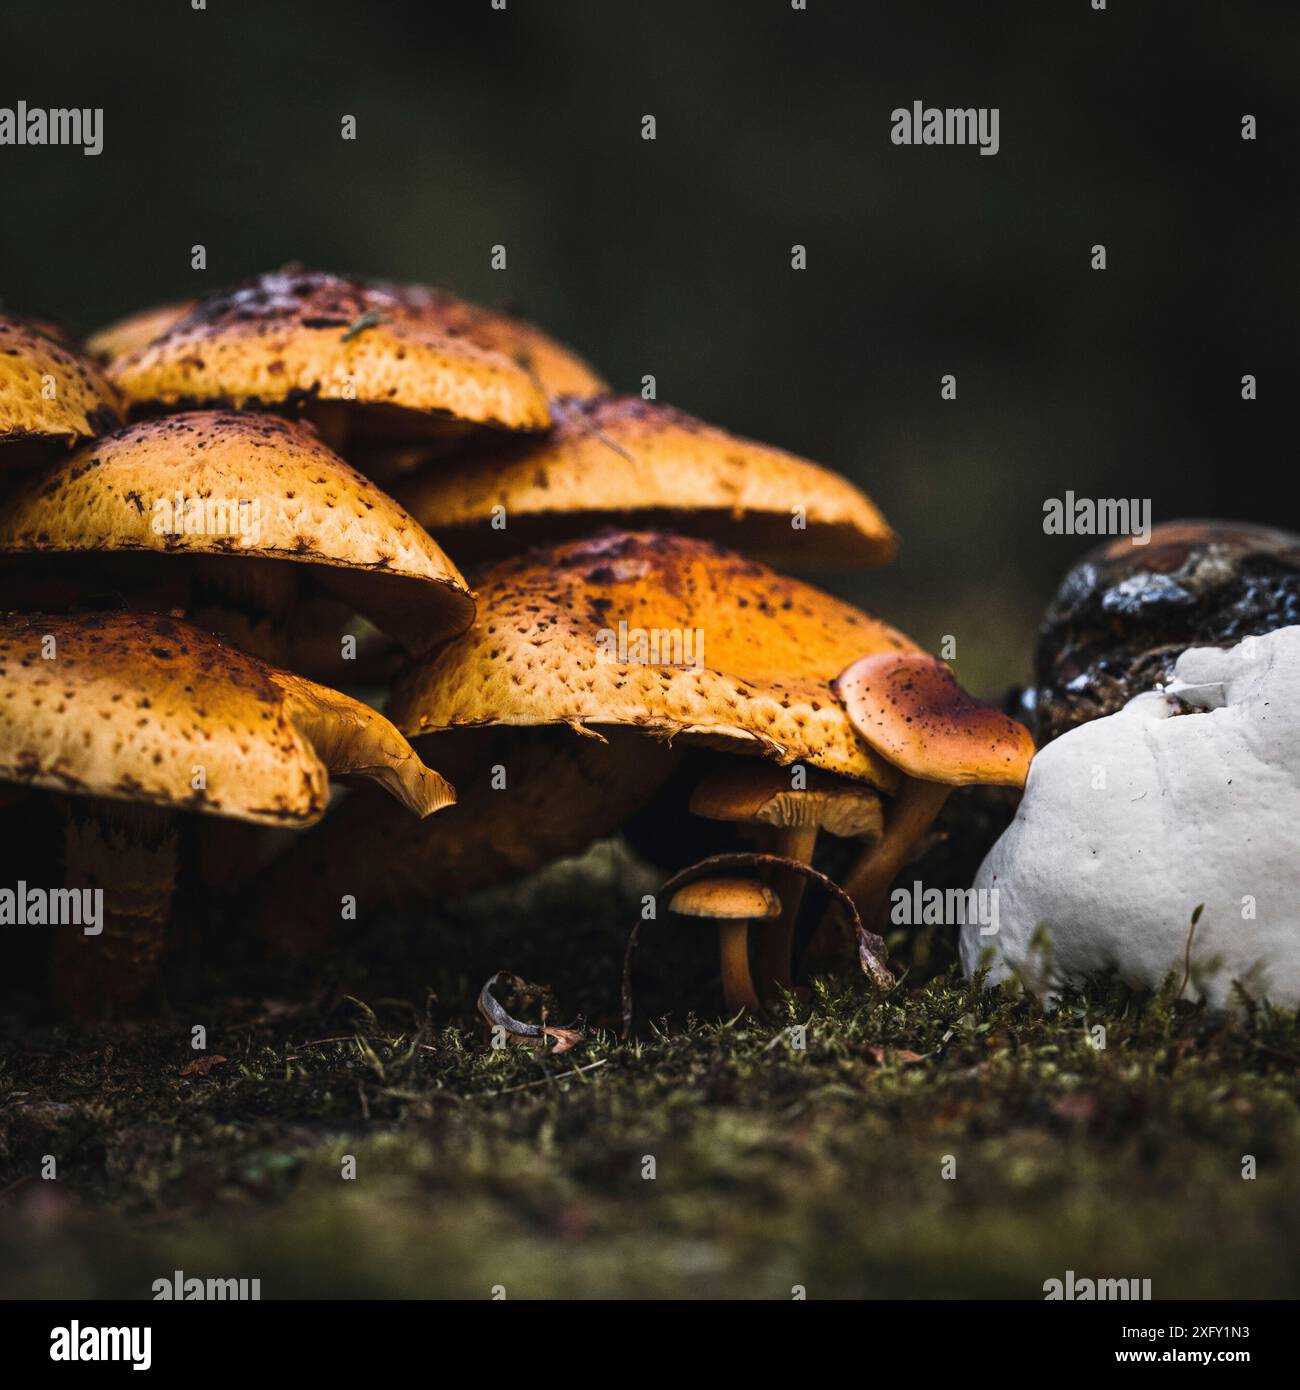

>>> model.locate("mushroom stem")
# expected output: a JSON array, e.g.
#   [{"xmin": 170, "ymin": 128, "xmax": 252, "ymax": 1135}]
[
  {"xmin": 717, "ymin": 920, "xmax": 762, "ymax": 1015},
  {"xmin": 840, "ymin": 776, "xmax": 952, "ymax": 931},
  {"xmin": 53, "ymin": 800, "xmax": 178, "ymax": 1019},
  {"xmin": 625, "ymin": 853, "xmax": 890, "ymax": 1038},
  {"xmin": 252, "ymin": 727, "xmax": 680, "ymax": 958},
  {"xmin": 754, "ymin": 824, "xmax": 818, "ymax": 1001}
]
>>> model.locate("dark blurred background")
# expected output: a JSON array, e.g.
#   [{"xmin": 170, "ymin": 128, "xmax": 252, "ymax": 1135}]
[{"xmin": 2, "ymin": 0, "xmax": 1295, "ymax": 691}]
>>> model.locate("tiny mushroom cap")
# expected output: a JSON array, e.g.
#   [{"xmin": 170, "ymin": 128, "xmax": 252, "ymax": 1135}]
[
  {"xmin": 0, "ymin": 314, "xmax": 122, "ymax": 461},
  {"xmin": 0, "ymin": 411, "xmax": 475, "ymax": 654},
  {"xmin": 388, "ymin": 531, "xmax": 920, "ymax": 790},
  {"xmin": 833, "ymin": 651, "xmax": 1036, "ymax": 788},
  {"xmin": 690, "ymin": 759, "xmax": 884, "ymax": 841},
  {"xmin": 393, "ymin": 395, "xmax": 896, "ymax": 567},
  {"xmin": 86, "ymin": 300, "xmax": 198, "ymax": 364},
  {"xmin": 0, "ymin": 610, "xmax": 452, "ymax": 825},
  {"xmin": 669, "ymin": 876, "xmax": 781, "ymax": 922},
  {"xmin": 107, "ymin": 269, "xmax": 551, "ymax": 435},
  {"xmin": 827, "ymin": 652, "xmax": 1035, "ymax": 931}
]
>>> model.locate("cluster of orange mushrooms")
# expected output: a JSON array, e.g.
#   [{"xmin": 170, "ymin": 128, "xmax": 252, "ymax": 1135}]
[{"xmin": 0, "ymin": 269, "xmax": 1034, "ymax": 1019}]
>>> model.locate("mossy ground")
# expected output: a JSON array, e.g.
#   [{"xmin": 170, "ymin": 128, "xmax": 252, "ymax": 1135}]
[{"xmin": 2, "ymin": 842, "xmax": 1299, "ymax": 1300}]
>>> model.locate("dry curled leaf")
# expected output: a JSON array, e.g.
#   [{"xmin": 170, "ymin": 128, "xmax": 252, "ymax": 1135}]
[
  {"xmin": 540, "ymin": 1025, "xmax": 584, "ymax": 1056},
  {"xmin": 476, "ymin": 971, "xmax": 584, "ymax": 1054}
]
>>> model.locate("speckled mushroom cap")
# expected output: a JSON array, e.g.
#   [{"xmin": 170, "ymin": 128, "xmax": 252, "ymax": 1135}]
[
  {"xmin": 93, "ymin": 279, "xmax": 604, "ymax": 400},
  {"xmin": 0, "ymin": 314, "xmax": 121, "ymax": 461},
  {"xmin": 0, "ymin": 411, "xmax": 476, "ymax": 653},
  {"xmin": 106, "ymin": 269, "xmax": 551, "ymax": 433},
  {"xmin": 0, "ymin": 610, "xmax": 453, "ymax": 825},
  {"xmin": 394, "ymin": 395, "xmax": 897, "ymax": 567},
  {"xmin": 388, "ymin": 530, "xmax": 922, "ymax": 790},
  {"xmin": 391, "ymin": 282, "xmax": 606, "ymax": 397},
  {"xmin": 86, "ymin": 299, "xmax": 197, "ymax": 364},
  {"xmin": 833, "ymin": 651, "xmax": 1035, "ymax": 788}
]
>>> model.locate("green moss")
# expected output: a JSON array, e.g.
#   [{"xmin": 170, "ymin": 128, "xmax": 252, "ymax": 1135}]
[{"xmin": 2, "ymin": 854, "xmax": 1299, "ymax": 1298}]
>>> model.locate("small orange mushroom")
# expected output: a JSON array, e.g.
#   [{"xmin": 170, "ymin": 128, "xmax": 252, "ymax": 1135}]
[
  {"xmin": 689, "ymin": 760, "xmax": 883, "ymax": 1001},
  {"xmin": 668, "ymin": 876, "xmax": 780, "ymax": 1015},
  {"xmin": 831, "ymin": 651, "xmax": 1035, "ymax": 928}
]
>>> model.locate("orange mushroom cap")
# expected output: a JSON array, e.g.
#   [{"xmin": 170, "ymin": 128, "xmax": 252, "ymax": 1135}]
[
  {"xmin": 0, "ymin": 411, "xmax": 475, "ymax": 655},
  {"xmin": 394, "ymin": 395, "xmax": 896, "ymax": 568},
  {"xmin": 86, "ymin": 300, "xmax": 198, "ymax": 364},
  {"xmin": 689, "ymin": 758, "xmax": 883, "ymax": 841},
  {"xmin": 388, "ymin": 530, "xmax": 920, "ymax": 790},
  {"xmin": 107, "ymin": 269, "xmax": 551, "ymax": 433},
  {"xmin": 833, "ymin": 651, "xmax": 1035, "ymax": 788},
  {"xmin": 0, "ymin": 313, "xmax": 122, "ymax": 457},
  {"xmin": 388, "ymin": 282, "xmax": 606, "ymax": 398},
  {"xmin": 669, "ymin": 876, "xmax": 781, "ymax": 922},
  {"xmin": 0, "ymin": 610, "xmax": 453, "ymax": 824}
]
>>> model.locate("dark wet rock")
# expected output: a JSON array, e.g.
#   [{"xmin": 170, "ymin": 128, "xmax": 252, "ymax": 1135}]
[{"xmin": 1034, "ymin": 520, "xmax": 1300, "ymax": 745}]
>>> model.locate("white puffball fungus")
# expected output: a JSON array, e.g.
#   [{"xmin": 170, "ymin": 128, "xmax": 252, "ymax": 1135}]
[{"xmin": 961, "ymin": 625, "xmax": 1300, "ymax": 1008}]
